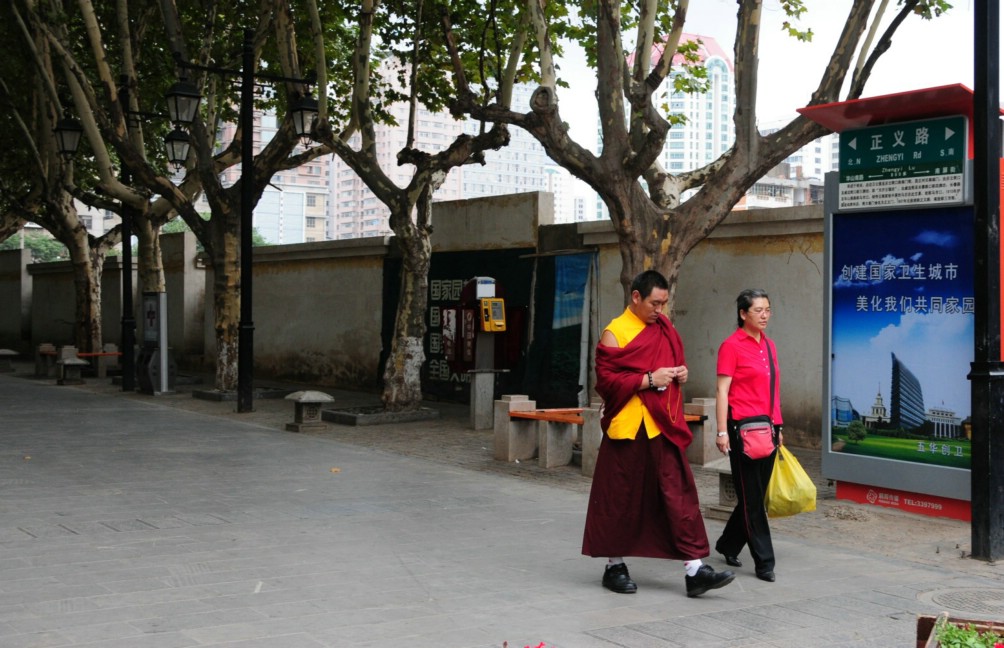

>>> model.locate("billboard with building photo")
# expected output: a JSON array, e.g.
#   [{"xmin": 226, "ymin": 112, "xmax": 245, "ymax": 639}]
[{"xmin": 830, "ymin": 206, "xmax": 973, "ymax": 470}]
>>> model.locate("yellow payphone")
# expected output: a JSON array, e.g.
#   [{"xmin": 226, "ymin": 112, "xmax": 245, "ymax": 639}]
[{"xmin": 480, "ymin": 297, "xmax": 506, "ymax": 332}]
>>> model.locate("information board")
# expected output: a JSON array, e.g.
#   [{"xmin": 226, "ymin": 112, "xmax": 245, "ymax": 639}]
[{"xmin": 838, "ymin": 116, "xmax": 967, "ymax": 210}]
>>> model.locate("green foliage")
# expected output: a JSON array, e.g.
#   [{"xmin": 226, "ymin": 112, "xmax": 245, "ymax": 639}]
[
  {"xmin": 0, "ymin": 231, "xmax": 69, "ymax": 262},
  {"xmin": 846, "ymin": 420, "xmax": 867, "ymax": 443},
  {"xmin": 935, "ymin": 618, "xmax": 1004, "ymax": 648},
  {"xmin": 780, "ymin": 0, "xmax": 813, "ymax": 42},
  {"xmin": 912, "ymin": 0, "xmax": 953, "ymax": 20}
]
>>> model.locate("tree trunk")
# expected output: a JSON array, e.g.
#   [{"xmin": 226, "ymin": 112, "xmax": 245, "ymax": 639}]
[
  {"xmin": 64, "ymin": 234, "xmax": 104, "ymax": 354},
  {"xmin": 381, "ymin": 218, "xmax": 431, "ymax": 411},
  {"xmin": 135, "ymin": 213, "xmax": 164, "ymax": 293},
  {"xmin": 210, "ymin": 224, "xmax": 241, "ymax": 392}
]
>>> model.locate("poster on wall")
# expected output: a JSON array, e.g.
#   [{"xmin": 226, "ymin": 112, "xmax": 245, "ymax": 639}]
[{"xmin": 830, "ymin": 206, "xmax": 973, "ymax": 470}]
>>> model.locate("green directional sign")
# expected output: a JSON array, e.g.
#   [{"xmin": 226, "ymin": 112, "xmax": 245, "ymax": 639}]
[{"xmin": 838, "ymin": 115, "xmax": 967, "ymax": 210}]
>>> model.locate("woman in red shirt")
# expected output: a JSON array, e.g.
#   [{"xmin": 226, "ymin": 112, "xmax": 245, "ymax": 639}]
[{"xmin": 713, "ymin": 289, "xmax": 783, "ymax": 583}]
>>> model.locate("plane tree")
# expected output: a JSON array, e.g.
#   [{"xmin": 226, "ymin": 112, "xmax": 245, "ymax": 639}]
[
  {"xmin": 450, "ymin": 0, "xmax": 951, "ymax": 306},
  {"xmin": 307, "ymin": 0, "xmax": 519, "ymax": 410},
  {"xmin": 27, "ymin": 0, "xmax": 335, "ymax": 392}
]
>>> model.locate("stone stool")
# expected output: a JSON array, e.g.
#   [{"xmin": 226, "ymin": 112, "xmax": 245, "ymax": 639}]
[
  {"xmin": 57, "ymin": 357, "xmax": 89, "ymax": 385},
  {"xmin": 36, "ymin": 343, "xmax": 57, "ymax": 377},
  {"xmin": 285, "ymin": 390, "xmax": 334, "ymax": 432},
  {"xmin": 0, "ymin": 349, "xmax": 17, "ymax": 373}
]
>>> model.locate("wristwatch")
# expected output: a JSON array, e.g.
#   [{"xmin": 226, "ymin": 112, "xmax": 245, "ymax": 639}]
[{"xmin": 716, "ymin": 432, "xmax": 727, "ymax": 437}]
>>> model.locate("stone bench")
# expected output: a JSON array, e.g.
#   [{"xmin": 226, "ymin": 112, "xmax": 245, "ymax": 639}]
[
  {"xmin": 0, "ymin": 349, "xmax": 17, "ymax": 373},
  {"xmin": 35, "ymin": 343, "xmax": 58, "ymax": 377},
  {"xmin": 702, "ymin": 456, "xmax": 739, "ymax": 522},
  {"xmin": 56, "ymin": 357, "xmax": 89, "ymax": 385},
  {"xmin": 494, "ymin": 395, "xmax": 706, "ymax": 477},
  {"xmin": 494, "ymin": 395, "xmax": 599, "ymax": 473}
]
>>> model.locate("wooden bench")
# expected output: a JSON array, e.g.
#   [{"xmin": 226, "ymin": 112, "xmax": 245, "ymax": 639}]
[
  {"xmin": 510, "ymin": 407, "xmax": 585, "ymax": 469},
  {"xmin": 494, "ymin": 395, "xmax": 706, "ymax": 475}
]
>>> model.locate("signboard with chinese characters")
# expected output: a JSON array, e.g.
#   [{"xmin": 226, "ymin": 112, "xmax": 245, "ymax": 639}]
[
  {"xmin": 838, "ymin": 115, "xmax": 967, "ymax": 210},
  {"xmin": 823, "ymin": 202, "xmax": 973, "ymax": 514}
]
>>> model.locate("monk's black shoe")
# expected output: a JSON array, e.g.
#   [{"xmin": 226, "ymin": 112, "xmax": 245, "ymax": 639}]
[
  {"xmin": 685, "ymin": 565, "xmax": 735, "ymax": 597},
  {"xmin": 756, "ymin": 570, "xmax": 776, "ymax": 582},
  {"xmin": 602, "ymin": 563, "xmax": 637, "ymax": 593}
]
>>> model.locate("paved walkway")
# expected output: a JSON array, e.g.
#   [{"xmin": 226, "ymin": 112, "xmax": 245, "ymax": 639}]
[{"xmin": 1, "ymin": 368, "xmax": 1002, "ymax": 647}]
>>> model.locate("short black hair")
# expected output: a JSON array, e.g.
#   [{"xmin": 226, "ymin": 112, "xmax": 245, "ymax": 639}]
[
  {"xmin": 630, "ymin": 270, "xmax": 669, "ymax": 299},
  {"xmin": 736, "ymin": 288, "xmax": 769, "ymax": 328}
]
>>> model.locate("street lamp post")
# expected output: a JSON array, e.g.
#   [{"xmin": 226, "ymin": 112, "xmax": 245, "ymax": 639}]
[
  {"xmin": 237, "ymin": 30, "xmax": 256, "ymax": 414},
  {"xmin": 170, "ymin": 28, "xmax": 317, "ymax": 413},
  {"xmin": 970, "ymin": 0, "xmax": 1003, "ymax": 561},
  {"xmin": 118, "ymin": 77, "xmax": 137, "ymax": 393}
]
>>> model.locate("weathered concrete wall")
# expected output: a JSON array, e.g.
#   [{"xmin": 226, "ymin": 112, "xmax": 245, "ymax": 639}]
[
  {"xmin": 29, "ymin": 257, "xmax": 139, "ymax": 350},
  {"xmin": 431, "ymin": 191, "xmax": 552, "ymax": 251},
  {"xmin": 576, "ymin": 205, "xmax": 825, "ymax": 449},
  {"xmin": 250, "ymin": 237, "xmax": 390, "ymax": 389},
  {"xmin": 0, "ymin": 249, "xmax": 32, "ymax": 352}
]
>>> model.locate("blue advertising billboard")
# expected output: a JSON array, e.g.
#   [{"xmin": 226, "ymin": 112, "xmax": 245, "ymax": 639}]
[{"xmin": 825, "ymin": 205, "xmax": 973, "ymax": 502}]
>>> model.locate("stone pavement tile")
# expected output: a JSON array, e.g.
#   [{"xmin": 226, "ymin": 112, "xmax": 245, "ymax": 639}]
[
  {"xmin": 0, "ymin": 630, "xmax": 73, "ymax": 648},
  {"xmin": 204, "ymin": 636, "xmax": 329, "ymax": 648},
  {"xmin": 820, "ymin": 592, "xmax": 911, "ymax": 617},
  {"xmin": 8, "ymin": 598, "xmax": 218, "ymax": 635},
  {"xmin": 767, "ymin": 614, "xmax": 917, "ymax": 648},
  {"xmin": 75, "ymin": 633, "xmax": 199, "ymax": 648},
  {"xmin": 777, "ymin": 596, "xmax": 879, "ymax": 623},
  {"xmin": 840, "ymin": 588, "xmax": 943, "ymax": 617},
  {"xmin": 587, "ymin": 624, "xmax": 692, "ymax": 647},
  {"xmin": 713, "ymin": 608, "xmax": 809, "ymax": 635},
  {"xmin": 0, "ymin": 584, "xmax": 114, "ymax": 609},
  {"xmin": 624, "ymin": 618, "xmax": 748, "ymax": 646}
]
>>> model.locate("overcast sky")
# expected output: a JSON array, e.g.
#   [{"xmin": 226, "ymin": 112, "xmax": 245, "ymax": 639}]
[{"xmin": 553, "ymin": 0, "xmax": 985, "ymax": 149}]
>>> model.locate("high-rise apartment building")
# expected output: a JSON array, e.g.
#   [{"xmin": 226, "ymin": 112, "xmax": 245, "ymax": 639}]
[
  {"xmin": 890, "ymin": 352, "xmax": 926, "ymax": 431},
  {"xmin": 660, "ymin": 35, "xmax": 736, "ymax": 174},
  {"xmin": 196, "ymin": 110, "xmax": 332, "ymax": 245}
]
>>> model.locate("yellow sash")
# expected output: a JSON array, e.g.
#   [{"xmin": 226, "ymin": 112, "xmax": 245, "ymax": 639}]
[{"xmin": 604, "ymin": 308, "xmax": 660, "ymax": 440}]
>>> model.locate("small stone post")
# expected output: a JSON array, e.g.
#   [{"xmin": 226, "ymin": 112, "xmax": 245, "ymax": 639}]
[{"xmin": 285, "ymin": 390, "xmax": 334, "ymax": 432}]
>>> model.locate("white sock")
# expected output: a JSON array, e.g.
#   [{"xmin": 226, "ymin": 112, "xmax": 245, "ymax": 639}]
[
  {"xmin": 683, "ymin": 559, "xmax": 703, "ymax": 576},
  {"xmin": 607, "ymin": 557, "xmax": 624, "ymax": 567}
]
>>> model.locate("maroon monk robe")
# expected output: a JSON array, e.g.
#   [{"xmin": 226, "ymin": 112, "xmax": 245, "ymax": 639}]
[
  {"xmin": 594, "ymin": 313, "xmax": 692, "ymax": 448},
  {"xmin": 583, "ymin": 312, "xmax": 710, "ymax": 560}
]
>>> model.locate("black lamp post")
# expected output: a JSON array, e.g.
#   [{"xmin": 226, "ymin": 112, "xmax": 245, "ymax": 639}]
[
  {"xmin": 171, "ymin": 28, "xmax": 317, "ymax": 413},
  {"xmin": 970, "ymin": 0, "xmax": 1003, "ymax": 561}
]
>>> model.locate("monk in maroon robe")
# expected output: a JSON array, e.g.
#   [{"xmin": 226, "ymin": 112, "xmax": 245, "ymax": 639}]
[{"xmin": 582, "ymin": 270, "xmax": 735, "ymax": 597}]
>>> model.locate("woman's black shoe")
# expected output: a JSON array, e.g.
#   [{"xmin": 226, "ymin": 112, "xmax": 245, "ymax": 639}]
[{"xmin": 715, "ymin": 542, "xmax": 742, "ymax": 567}]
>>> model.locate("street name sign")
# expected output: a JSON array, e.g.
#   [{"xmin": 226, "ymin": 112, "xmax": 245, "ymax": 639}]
[{"xmin": 838, "ymin": 115, "xmax": 967, "ymax": 210}]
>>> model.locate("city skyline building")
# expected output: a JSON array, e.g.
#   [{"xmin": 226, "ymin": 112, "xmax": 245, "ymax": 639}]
[{"xmin": 890, "ymin": 352, "xmax": 926, "ymax": 431}]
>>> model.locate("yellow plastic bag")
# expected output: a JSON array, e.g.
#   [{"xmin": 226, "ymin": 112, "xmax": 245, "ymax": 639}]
[{"xmin": 765, "ymin": 445, "xmax": 817, "ymax": 518}]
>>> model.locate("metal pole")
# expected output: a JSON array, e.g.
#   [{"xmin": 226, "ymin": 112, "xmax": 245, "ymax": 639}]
[
  {"xmin": 119, "ymin": 76, "xmax": 136, "ymax": 392},
  {"xmin": 237, "ymin": 28, "xmax": 255, "ymax": 413},
  {"xmin": 970, "ymin": 0, "xmax": 1004, "ymax": 560}
]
